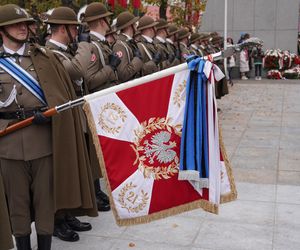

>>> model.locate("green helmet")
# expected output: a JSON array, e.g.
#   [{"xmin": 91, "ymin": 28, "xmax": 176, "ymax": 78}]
[
  {"xmin": 44, "ymin": 7, "xmax": 80, "ymax": 25},
  {"xmin": 137, "ymin": 16, "xmax": 158, "ymax": 31},
  {"xmin": 0, "ymin": 4, "xmax": 34, "ymax": 27},
  {"xmin": 83, "ymin": 2, "xmax": 112, "ymax": 23},
  {"xmin": 116, "ymin": 11, "xmax": 139, "ymax": 31}
]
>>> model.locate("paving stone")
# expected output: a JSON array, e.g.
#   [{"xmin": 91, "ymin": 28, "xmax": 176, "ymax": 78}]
[{"xmin": 193, "ymin": 221, "xmax": 273, "ymax": 250}]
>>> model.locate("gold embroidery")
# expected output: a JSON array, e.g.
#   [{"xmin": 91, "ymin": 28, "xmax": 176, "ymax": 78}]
[
  {"xmin": 131, "ymin": 117, "xmax": 181, "ymax": 180},
  {"xmin": 98, "ymin": 102, "xmax": 127, "ymax": 135},
  {"xmin": 173, "ymin": 80, "xmax": 186, "ymax": 108},
  {"xmin": 118, "ymin": 182, "xmax": 149, "ymax": 213}
]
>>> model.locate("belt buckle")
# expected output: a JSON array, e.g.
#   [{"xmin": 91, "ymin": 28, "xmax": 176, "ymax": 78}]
[{"xmin": 16, "ymin": 107, "xmax": 26, "ymax": 120}]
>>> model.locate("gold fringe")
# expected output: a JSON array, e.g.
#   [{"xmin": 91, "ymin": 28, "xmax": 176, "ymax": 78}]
[
  {"xmin": 219, "ymin": 125, "xmax": 238, "ymax": 203},
  {"xmin": 83, "ymin": 103, "xmax": 219, "ymax": 226}
]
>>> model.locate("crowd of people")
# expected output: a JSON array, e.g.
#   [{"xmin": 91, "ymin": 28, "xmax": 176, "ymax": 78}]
[{"xmin": 0, "ymin": 2, "xmax": 249, "ymax": 250}]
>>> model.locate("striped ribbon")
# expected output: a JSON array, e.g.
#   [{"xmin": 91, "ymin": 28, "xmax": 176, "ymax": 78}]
[{"xmin": 0, "ymin": 57, "xmax": 47, "ymax": 106}]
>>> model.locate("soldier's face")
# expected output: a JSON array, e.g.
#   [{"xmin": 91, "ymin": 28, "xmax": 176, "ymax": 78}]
[{"xmin": 5, "ymin": 22, "xmax": 28, "ymax": 40}]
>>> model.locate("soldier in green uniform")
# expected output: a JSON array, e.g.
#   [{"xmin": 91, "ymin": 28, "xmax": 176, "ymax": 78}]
[
  {"xmin": 0, "ymin": 172, "xmax": 13, "ymax": 250},
  {"xmin": 0, "ymin": 4, "xmax": 97, "ymax": 249},
  {"xmin": 177, "ymin": 28, "xmax": 191, "ymax": 63},
  {"xmin": 154, "ymin": 18, "xmax": 174, "ymax": 70},
  {"xmin": 189, "ymin": 33, "xmax": 205, "ymax": 57},
  {"xmin": 44, "ymin": 6, "xmax": 94, "ymax": 242},
  {"xmin": 166, "ymin": 24, "xmax": 181, "ymax": 67},
  {"xmin": 112, "ymin": 11, "xmax": 143, "ymax": 83},
  {"xmin": 136, "ymin": 15, "xmax": 162, "ymax": 76}
]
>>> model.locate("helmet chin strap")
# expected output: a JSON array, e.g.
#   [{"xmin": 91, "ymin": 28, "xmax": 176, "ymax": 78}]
[
  {"xmin": 65, "ymin": 25, "xmax": 77, "ymax": 56},
  {"xmin": 2, "ymin": 27, "xmax": 28, "ymax": 44}
]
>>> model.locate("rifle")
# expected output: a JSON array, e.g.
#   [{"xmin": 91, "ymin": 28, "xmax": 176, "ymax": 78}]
[{"xmin": 0, "ymin": 37, "xmax": 262, "ymax": 137}]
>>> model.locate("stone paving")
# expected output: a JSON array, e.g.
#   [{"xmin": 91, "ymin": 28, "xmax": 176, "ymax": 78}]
[{"xmin": 16, "ymin": 79, "xmax": 300, "ymax": 250}]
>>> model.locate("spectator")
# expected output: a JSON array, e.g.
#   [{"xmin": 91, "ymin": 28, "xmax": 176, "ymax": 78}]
[
  {"xmin": 226, "ymin": 37, "xmax": 235, "ymax": 85},
  {"xmin": 251, "ymin": 45, "xmax": 264, "ymax": 80},
  {"xmin": 240, "ymin": 47, "xmax": 249, "ymax": 80}
]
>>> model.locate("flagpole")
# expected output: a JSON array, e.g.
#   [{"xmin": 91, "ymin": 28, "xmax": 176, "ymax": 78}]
[
  {"xmin": 224, "ymin": 0, "xmax": 228, "ymax": 78},
  {"xmin": 0, "ymin": 38, "xmax": 263, "ymax": 137}
]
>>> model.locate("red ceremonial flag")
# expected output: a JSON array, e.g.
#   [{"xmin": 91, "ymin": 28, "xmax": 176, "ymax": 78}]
[{"xmin": 83, "ymin": 62, "xmax": 237, "ymax": 226}]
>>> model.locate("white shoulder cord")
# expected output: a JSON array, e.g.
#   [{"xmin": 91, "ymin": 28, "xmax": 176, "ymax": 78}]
[
  {"xmin": 91, "ymin": 41, "xmax": 106, "ymax": 67},
  {"xmin": 0, "ymin": 84, "xmax": 17, "ymax": 108},
  {"xmin": 119, "ymin": 41, "xmax": 131, "ymax": 63},
  {"xmin": 139, "ymin": 43, "xmax": 152, "ymax": 60},
  {"xmin": 52, "ymin": 50, "xmax": 83, "ymax": 86}
]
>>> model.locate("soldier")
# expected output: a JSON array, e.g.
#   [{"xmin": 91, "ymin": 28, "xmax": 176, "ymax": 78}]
[
  {"xmin": 177, "ymin": 28, "xmax": 191, "ymax": 63},
  {"xmin": 154, "ymin": 18, "xmax": 174, "ymax": 70},
  {"xmin": 136, "ymin": 15, "xmax": 162, "ymax": 76},
  {"xmin": 112, "ymin": 11, "xmax": 143, "ymax": 83},
  {"xmin": 82, "ymin": 2, "xmax": 120, "ymax": 213},
  {"xmin": 0, "ymin": 4, "xmax": 97, "ymax": 249},
  {"xmin": 189, "ymin": 33, "xmax": 205, "ymax": 57},
  {"xmin": 0, "ymin": 172, "xmax": 13, "ymax": 250},
  {"xmin": 44, "ymin": 6, "xmax": 94, "ymax": 242},
  {"xmin": 166, "ymin": 24, "xmax": 181, "ymax": 67},
  {"xmin": 82, "ymin": 2, "xmax": 120, "ymax": 92},
  {"xmin": 199, "ymin": 33, "xmax": 210, "ymax": 56}
]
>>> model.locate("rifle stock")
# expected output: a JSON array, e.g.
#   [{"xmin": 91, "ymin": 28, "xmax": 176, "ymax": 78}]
[{"xmin": 0, "ymin": 107, "xmax": 58, "ymax": 137}]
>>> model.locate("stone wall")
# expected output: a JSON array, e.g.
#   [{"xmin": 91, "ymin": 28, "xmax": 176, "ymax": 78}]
[{"xmin": 200, "ymin": 0, "xmax": 299, "ymax": 53}]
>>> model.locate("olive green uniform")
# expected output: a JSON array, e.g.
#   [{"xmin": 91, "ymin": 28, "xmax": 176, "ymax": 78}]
[
  {"xmin": 137, "ymin": 36, "xmax": 159, "ymax": 76},
  {"xmin": 113, "ymin": 33, "xmax": 143, "ymax": 83}
]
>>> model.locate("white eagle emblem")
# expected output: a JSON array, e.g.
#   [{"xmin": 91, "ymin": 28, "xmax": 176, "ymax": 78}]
[{"xmin": 144, "ymin": 131, "xmax": 177, "ymax": 164}]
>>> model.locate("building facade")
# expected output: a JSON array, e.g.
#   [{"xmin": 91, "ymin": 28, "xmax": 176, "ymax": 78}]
[{"xmin": 200, "ymin": 0, "xmax": 299, "ymax": 53}]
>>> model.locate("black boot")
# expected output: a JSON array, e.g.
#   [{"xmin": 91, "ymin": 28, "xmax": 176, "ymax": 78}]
[
  {"xmin": 53, "ymin": 218, "xmax": 79, "ymax": 242},
  {"xmin": 65, "ymin": 213, "xmax": 92, "ymax": 232},
  {"xmin": 94, "ymin": 179, "xmax": 110, "ymax": 212},
  {"xmin": 15, "ymin": 235, "xmax": 31, "ymax": 250},
  {"xmin": 37, "ymin": 234, "xmax": 52, "ymax": 250}
]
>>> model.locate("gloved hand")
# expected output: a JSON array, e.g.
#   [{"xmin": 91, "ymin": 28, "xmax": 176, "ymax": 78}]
[
  {"xmin": 32, "ymin": 111, "xmax": 51, "ymax": 125},
  {"xmin": 109, "ymin": 53, "xmax": 121, "ymax": 70},
  {"xmin": 133, "ymin": 48, "xmax": 142, "ymax": 60},
  {"xmin": 78, "ymin": 32, "xmax": 90, "ymax": 43},
  {"xmin": 175, "ymin": 49, "xmax": 181, "ymax": 60},
  {"xmin": 153, "ymin": 52, "xmax": 162, "ymax": 65},
  {"xmin": 168, "ymin": 53, "xmax": 175, "ymax": 63}
]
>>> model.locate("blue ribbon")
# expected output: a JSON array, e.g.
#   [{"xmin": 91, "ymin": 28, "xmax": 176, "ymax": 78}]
[
  {"xmin": 179, "ymin": 56, "xmax": 209, "ymax": 178},
  {"xmin": 0, "ymin": 57, "xmax": 47, "ymax": 105}
]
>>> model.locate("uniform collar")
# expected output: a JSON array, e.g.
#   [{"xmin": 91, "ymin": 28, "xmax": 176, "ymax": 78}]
[
  {"xmin": 3, "ymin": 43, "xmax": 26, "ymax": 55},
  {"xmin": 142, "ymin": 35, "xmax": 153, "ymax": 43},
  {"xmin": 191, "ymin": 44, "xmax": 198, "ymax": 50},
  {"xmin": 180, "ymin": 42, "xmax": 187, "ymax": 48},
  {"xmin": 122, "ymin": 33, "xmax": 132, "ymax": 41},
  {"xmin": 156, "ymin": 36, "xmax": 165, "ymax": 43},
  {"xmin": 166, "ymin": 38, "xmax": 173, "ymax": 44},
  {"xmin": 90, "ymin": 31, "xmax": 106, "ymax": 41},
  {"xmin": 48, "ymin": 39, "xmax": 68, "ymax": 51}
]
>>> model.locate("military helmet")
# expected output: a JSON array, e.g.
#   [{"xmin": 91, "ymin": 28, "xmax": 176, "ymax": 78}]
[
  {"xmin": 0, "ymin": 4, "xmax": 35, "ymax": 27},
  {"xmin": 167, "ymin": 24, "xmax": 179, "ymax": 37},
  {"xmin": 177, "ymin": 28, "xmax": 190, "ymax": 40},
  {"xmin": 83, "ymin": 2, "xmax": 112, "ymax": 23},
  {"xmin": 156, "ymin": 18, "xmax": 168, "ymax": 30},
  {"xmin": 190, "ymin": 33, "xmax": 202, "ymax": 44},
  {"xmin": 116, "ymin": 11, "xmax": 139, "ymax": 31},
  {"xmin": 44, "ymin": 7, "xmax": 80, "ymax": 25},
  {"xmin": 137, "ymin": 16, "xmax": 158, "ymax": 31}
]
